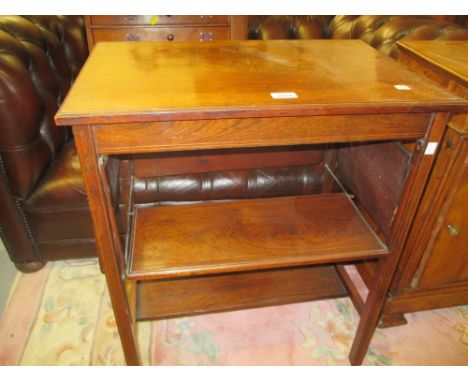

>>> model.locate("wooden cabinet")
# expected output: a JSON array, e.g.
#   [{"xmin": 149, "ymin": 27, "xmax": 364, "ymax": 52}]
[
  {"xmin": 375, "ymin": 41, "xmax": 468, "ymax": 326},
  {"xmin": 55, "ymin": 40, "xmax": 467, "ymax": 365},
  {"xmin": 418, "ymin": 138, "xmax": 467, "ymax": 288},
  {"xmin": 84, "ymin": 15, "xmax": 247, "ymax": 50}
]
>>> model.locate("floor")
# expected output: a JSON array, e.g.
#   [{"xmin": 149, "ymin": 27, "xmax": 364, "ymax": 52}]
[
  {"xmin": 0, "ymin": 240, "xmax": 17, "ymax": 316},
  {"xmin": 1, "ymin": 258, "xmax": 467, "ymax": 365}
]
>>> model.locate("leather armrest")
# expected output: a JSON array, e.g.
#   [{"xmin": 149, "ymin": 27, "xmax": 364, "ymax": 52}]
[{"xmin": 0, "ymin": 158, "xmax": 43, "ymax": 267}]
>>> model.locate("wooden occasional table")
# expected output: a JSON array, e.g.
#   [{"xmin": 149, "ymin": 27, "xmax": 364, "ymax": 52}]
[
  {"xmin": 55, "ymin": 40, "xmax": 467, "ymax": 365},
  {"xmin": 372, "ymin": 40, "xmax": 468, "ymax": 325}
]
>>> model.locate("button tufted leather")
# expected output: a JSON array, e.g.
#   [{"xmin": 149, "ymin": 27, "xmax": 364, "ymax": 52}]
[
  {"xmin": 249, "ymin": 16, "xmax": 468, "ymax": 59},
  {"xmin": 0, "ymin": 16, "xmax": 86, "ymax": 200},
  {"xmin": 24, "ymin": 142, "xmax": 123, "ymax": 242},
  {"xmin": 248, "ymin": 16, "xmax": 332, "ymax": 40},
  {"xmin": 0, "ymin": 16, "xmax": 87, "ymax": 269}
]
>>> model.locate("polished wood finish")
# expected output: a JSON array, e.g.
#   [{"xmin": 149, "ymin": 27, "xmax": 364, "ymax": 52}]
[
  {"xmin": 85, "ymin": 16, "xmax": 247, "ymax": 50},
  {"xmin": 91, "ymin": 27, "xmax": 231, "ymax": 45},
  {"xmin": 336, "ymin": 265, "xmax": 364, "ymax": 315},
  {"xmin": 385, "ymin": 282, "xmax": 468, "ymax": 315},
  {"xmin": 230, "ymin": 16, "xmax": 249, "ymax": 41},
  {"xmin": 131, "ymin": 145, "xmax": 325, "ymax": 178},
  {"xmin": 416, "ymin": 136, "xmax": 468, "ymax": 288},
  {"xmin": 55, "ymin": 41, "xmax": 466, "ymax": 126},
  {"xmin": 55, "ymin": 40, "xmax": 468, "ymax": 365},
  {"xmin": 138, "ymin": 265, "xmax": 347, "ymax": 320},
  {"xmin": 336, "ymin": 142, "xmax": 411, "ymax": 238},
  {"xmin": 348, "ymin": 111, "xmax": 450, "ymax": 364},
  {"xmin": 371, "ymin": 40, "xmax": 468, "ymax": 324},
  {"xmin": 90, "ymin": 16, "xmax": 231, "ymax": 26},
  {"xmin": 72, "ymin": 126, "xmax": 140, "ymax": 365},
  {"xmin": 398, "ymin": 41, "xmax": 468, "ymax": 134},
  {"xmin": 377, "ymin": 313, "xmax": 408, "ymax": 328},
  {"xmin": 93, "ymin": 114, "xmax": 431, "ymax": 154},
  {"xmin": 125, "ymin": 279, "xmax": 137, "ymax": 327},
  {"xmin": 398, "ymin": 41, "xmax": 468, "ymax": 89},
  {"xmin": 128, "ymin": 194, "xmax": 388, "ymax": 280}
]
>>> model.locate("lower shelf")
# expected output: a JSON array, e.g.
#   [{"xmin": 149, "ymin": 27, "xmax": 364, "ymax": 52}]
[
  {"xmin": 127, "ymin": 193, "xmax": 388, "ymax": 280},
  {"xmin": 137, "ymin": 265, "xmax": 347, "ymax": 320}
]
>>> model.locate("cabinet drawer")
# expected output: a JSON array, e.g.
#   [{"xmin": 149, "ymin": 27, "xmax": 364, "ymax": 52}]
[
  {"xmin": 90, "ymin": 15, "xmax": 229, "ymax": 26},
  {"xmin": 92, "ymin": 27, "xmax": 231, "ymax": 43}
]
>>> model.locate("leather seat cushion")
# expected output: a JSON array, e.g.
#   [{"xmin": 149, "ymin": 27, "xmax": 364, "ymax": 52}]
[
  {"xmin": 24, "ymin": 140, "xmax": 93, "ymax": 240},
  {"xmin": 25, "ymin": 140, "xmax": 87, "ymax": 210},
  {"xmin": 26, "ymin": 206, "xmax": 95, "ymax": 241}
]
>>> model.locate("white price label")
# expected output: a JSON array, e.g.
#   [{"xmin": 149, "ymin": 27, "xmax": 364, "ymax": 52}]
[
  {"xmin": 424, "ymin": 142, "xmax": 438, "ymax": 155},
  {"xmin": 394, "ymin": 84, "xmax": 411, "ymax": 90},
  {"xmin": 270, "ymin": 92, "xmax": 298, "ymax": 99}
]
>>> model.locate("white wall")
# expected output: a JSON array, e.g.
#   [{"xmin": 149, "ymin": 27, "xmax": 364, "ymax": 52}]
[{"xmin": 0, "ymin": 239, "xmax": 18, "ymax": 316}]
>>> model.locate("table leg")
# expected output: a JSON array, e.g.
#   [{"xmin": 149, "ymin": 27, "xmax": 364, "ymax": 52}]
[
  {"xmin": 348, "ymin": 112, "xmax": 450, "ymax": 365},
  {"xmin": 73, "ymin": 126, "xmax": 141, "ymax": 365}
]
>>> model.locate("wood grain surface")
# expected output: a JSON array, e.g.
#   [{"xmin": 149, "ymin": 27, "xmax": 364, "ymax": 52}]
[
  {"xmin": 55, "ymin": 40, "xmax": 467, "ymax": 125},
  {"xmin": 89, "ymin": 16, "xmax": 230, "ymax": 26},
  {"xmin": 90, "ymin": 27, "xmax": 231, "ymax": 44},
  {"xmin": 128, "ymin": 194, "xmax": 388, "ymax": 280},
  {"xmin": 93, "ymin": 113, "xmax": 431, "ymax": 154},
  {"xmin": 137, "ymin": 265, "xmax": 347, "ymax": 320},
  {"xmin": 397, "ymin": 40, "xmax": 468, "ymax": 88}
]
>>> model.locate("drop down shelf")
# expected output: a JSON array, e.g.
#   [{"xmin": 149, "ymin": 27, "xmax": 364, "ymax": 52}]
[{"xmin": 127, "ymin": 193, "xmax": 388, "ymax": 280}]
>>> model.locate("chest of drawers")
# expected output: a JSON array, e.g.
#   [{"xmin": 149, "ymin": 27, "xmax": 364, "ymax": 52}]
[{"xmin": 84, "ymin": 15, "xmax": 247, "ymax": 49}]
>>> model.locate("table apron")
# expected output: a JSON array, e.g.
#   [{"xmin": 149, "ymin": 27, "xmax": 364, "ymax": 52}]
[{"xmin": 90, "ymin": 113, "xmax": 433, "ymax": 155}]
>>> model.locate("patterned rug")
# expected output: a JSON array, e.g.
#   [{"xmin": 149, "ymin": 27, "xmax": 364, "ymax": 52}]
[{"xmin": 0, "ymin": 259, "xmax": 467, "ymax": 366}]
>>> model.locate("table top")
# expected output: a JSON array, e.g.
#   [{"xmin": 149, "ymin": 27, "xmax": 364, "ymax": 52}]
[
  {"xmin": 55, "ymin": 40, "xmax": 468, "ymax": 125},
  {"xmin": 397, "ymin": 40, "xmax": 468, "ymax": 88}
]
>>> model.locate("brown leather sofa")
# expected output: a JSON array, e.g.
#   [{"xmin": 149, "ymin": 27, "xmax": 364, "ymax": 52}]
[
  {"xmin": 1, "ymin": 15, "xmax": 467, "ymax": 272},
  {"xmin": 0, "ymin": 16, "xmax": 88, "ymax": 271},
  {"xmin": 248, "ymin": 15, "xmax": 468, "ymax": 57}
]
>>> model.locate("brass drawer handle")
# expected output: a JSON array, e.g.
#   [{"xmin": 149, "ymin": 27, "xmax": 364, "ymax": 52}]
[
  {"xmin": 200, "ymin": 31, "xmax": 214, "ymax": 42},
  {"xmin": 125, "ymin": 33, "xmax": 140, "ymax": 41},
  {"xmin": 124, "ymin": 16, "xmax": 137, "ymax": 21},
  {"xmin": 447, "ymin": 224, "xmax": 460, "ymax": 237},
  {"xmin": 167, "ymin": 34, "xmax": 174, "ymax": 41}
]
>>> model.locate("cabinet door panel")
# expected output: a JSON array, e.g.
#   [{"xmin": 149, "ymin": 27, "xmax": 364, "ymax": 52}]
[{"xmin": 419, "ymin": 139, "xmax": 468, "ymax": 288}]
